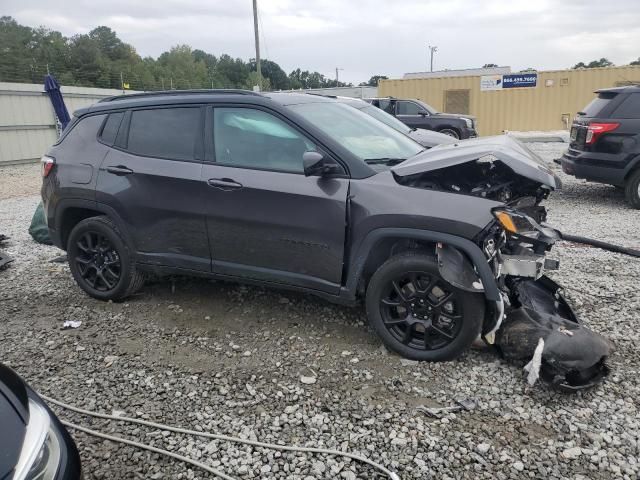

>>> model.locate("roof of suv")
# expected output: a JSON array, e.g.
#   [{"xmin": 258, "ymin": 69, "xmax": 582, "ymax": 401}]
[{"xmin": 74, "ymin": 89, "xmax": 335, "ymax": 117}]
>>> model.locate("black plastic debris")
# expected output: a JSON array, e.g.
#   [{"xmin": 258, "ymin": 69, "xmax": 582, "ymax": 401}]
[
  {"xmin": 0, "ymin": 234, "xmax": 13, "ymax": 271},
  {"xmin": 496, "ymin": 276, "xmax": 612, "ymax": 392}
]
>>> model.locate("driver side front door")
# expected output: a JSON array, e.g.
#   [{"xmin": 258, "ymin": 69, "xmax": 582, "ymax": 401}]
[{"xmin": 201, "ymin": 106, "xmax": 349, "ymax": 293}]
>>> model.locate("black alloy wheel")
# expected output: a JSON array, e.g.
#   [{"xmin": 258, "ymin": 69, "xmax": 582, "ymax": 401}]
[
  {"xmin": 379, "ymin": 272, "xmax": 463, "ymax": 351},
  {"xmin": 67, "ymin": 216, "xmax": 145, "ymax": 301},
  {"xmin": 366, "ymin": 252, "xmax": 484, "ymax": 361},
  {"xmin": 74, "ymin": 231, "xmax": 121, "ymax": 292}
]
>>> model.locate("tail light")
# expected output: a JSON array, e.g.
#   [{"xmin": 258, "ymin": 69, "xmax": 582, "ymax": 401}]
[
  {"xmin": 585, "ymin": 122, "xmax": 619, "ymax": 145},
  {"xmin": 41, "ymin": 156, "xmax": 55, "ymax": 177}
]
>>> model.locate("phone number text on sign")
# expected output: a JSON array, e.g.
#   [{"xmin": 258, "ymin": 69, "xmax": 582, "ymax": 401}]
[{"xmin": 502, "ymin": 73, "xmax": 537, "ymax": 88}]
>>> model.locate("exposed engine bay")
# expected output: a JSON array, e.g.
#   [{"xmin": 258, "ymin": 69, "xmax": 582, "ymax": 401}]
[{"xmin": 396, "ymin": 158, "xmax": 552, "ymax": 204}]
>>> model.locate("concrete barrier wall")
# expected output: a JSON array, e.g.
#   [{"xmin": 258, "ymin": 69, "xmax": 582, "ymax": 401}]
[{"xmin": 0, "ymin": 83, "xmax": 140, "ymax": 165}]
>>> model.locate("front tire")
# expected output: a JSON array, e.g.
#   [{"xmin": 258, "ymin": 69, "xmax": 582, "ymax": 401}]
[
  {"xmin": 67, "ymin": 216, "xmax": 144, "ymax": 301},
  {"xmin": 624, "ymin": 169, "xmax": 640, "ymax": 209},
  {"xmin": 438, "ymin": 128, "xmax": 460, "ymax": 139},
  {"xmin": 366, "ymin": 252, "xmax": 484, "ymax": 361}
]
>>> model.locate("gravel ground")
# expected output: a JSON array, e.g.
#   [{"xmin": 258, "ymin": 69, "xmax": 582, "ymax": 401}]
[
  {"xmin": 0, "ymin": 162, "xmax": 42, "ymax": 200},
  {"xmin": 0, "ymin": 143, "xmax": 639, "ymax": 480}
]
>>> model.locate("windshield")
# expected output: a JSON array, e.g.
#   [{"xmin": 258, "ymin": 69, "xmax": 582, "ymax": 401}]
[
  {"xmin": 360, "ymin": 104, "xmax": 412, "ymax": 134},
  {"xmin": 579, "ymin": 92, "xmax": 618, "ymax": 117},
  {"xmin": 288, "ymin": 102, "xmax": 423, "ymax": 163}
]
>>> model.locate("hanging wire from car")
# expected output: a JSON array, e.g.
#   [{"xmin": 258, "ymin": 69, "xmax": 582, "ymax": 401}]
[{"xmin": 40, "ymin": 394, "xmax": 402, "ymax": 480}]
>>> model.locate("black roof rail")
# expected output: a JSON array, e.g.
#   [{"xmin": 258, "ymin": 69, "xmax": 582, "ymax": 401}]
[{"xmin": 98, "ymin": 89, "xmax": 262, "ymax": 103}]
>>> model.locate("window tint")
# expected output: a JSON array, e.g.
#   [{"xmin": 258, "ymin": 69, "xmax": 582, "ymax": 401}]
[
  {"xmin": 612, "ymin": 94, "xmax": 640, "ymax": 119},
  {"xmin": 377, "ymin": 99, "xmax": 394, "ymax": 114},
  {"xmin": 396, "ymin": 101, "xmax": 423, "ymax": 115},
  {"xmin": 213, "ymin": 108, "xmax": 315, "ymax": 173},
  {"xmin": 100, "ymin": 112, "xmax": 124, "ymax": 145},
  {"xmin": 580, "ymin": 92, "xmax": 618, "ymax": 117},
  {"xmin": 127, "ymin": 108, "xmax": 200, "ymax": 160}
]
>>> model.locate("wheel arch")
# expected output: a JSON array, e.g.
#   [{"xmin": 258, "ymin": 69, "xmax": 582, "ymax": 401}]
[
  {"xmin": 55, "ymin": 199, "xmax": 132, "ymax": 251},
  {"xmin": 344, "ymin": 228, "xmax": 500, "ymax": 302}
]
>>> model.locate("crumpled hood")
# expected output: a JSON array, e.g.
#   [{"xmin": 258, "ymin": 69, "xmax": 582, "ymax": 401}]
[{"xmin": 392, "ymin": 135, "xmax": 560, "ymax": 189}]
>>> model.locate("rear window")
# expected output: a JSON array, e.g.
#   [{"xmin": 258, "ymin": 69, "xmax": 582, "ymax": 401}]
[
  {"xmin": 126, "ymin": 107, "xmax": 201, "ymax": 161},
  {"xmin": 612, "ymin": 93, "xmax": 640, "ymax": 119},
  {"xmin": 100, "ymin": 112, "xmax": 124, "ymax": 145},
  {"xmin": 579, "ymin": 92, "xmax": 618, "ymax": 117}
]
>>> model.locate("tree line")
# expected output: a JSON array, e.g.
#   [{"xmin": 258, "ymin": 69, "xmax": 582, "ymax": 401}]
[{"xmin": 0, "ymin": 16, "xmax": 386, "ymax": 91}]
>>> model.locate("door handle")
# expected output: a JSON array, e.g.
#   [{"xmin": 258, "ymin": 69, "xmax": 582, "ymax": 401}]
[
  {"xmin": 105, "ymin": 165, "xmax": 134, "ymax": 175},
  {"xmin": 207, "ymin": 178, "xmax": 243, "ymax": 191}
]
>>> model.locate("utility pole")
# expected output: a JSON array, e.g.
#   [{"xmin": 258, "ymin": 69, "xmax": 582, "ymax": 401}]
[
  {"xmin": 120, "ymin": 71, "xmax": 124, "ymax": 92},
  {"xmin": 252, "ymin": 0, "xmax": 262, "ymax": 91},
  {"xmin": 335, "ymin": 67, "xmax": 344, "ymax": 85},
  {"xmin": 428, "ymin": 45, "xmax": 438, "ymax": 72}
]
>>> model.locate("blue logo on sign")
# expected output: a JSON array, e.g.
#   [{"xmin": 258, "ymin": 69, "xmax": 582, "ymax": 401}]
[{"xmin": 502, "ymin": 73, "xmax": 537, "ymax": 88}]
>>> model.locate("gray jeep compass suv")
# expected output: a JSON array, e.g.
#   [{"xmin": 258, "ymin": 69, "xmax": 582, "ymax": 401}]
[{"xmin": 42, "ymin": 90, "xmax": 581, "ymax": 365}]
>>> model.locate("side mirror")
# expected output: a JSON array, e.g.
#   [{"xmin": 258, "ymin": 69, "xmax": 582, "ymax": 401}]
[
  {"xmin": 419, "ymin": 111, "xmax": 428, "ymax": 117},
  {"xmin": 303, "ymin": 151, "xmax": 342, "ymax": 177}
]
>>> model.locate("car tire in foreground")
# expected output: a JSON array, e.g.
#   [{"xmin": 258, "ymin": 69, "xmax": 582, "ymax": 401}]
[
  {"xmin": 366, "ymin": 252, "xmax": 484, "ymax": 361},
  {"xmin": 67, "ymin": 216, "xmax": 144, "ymax": 301},
  {"xmin": 624, "ymin": 169, "xmax": 640, "ymax": 209}
]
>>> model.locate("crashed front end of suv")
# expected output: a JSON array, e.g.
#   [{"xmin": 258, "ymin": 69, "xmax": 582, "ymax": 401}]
[{"xmin": 391, "ymin": 135, "xmax": 612, "ymax": 391}]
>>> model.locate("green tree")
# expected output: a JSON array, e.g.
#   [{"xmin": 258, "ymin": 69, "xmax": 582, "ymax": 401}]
[
  {"xmin": 359, "ymin": 75, "xmax": 388, "ymax": 86},
  {"xmin": 249, "ymin": 59, "xmax": 289, "ymax": 90},
  {"xmin": 573, "ymin": 58, "xmax": 614, "ymax": 69},
  {"xmin": 630, "ymin": 57, "xmax": 640, "ymax": 66}
]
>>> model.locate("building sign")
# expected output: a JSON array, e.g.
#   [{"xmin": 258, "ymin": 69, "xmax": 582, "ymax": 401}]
[
  {"xmin": 480, "ymin": 75, "xmax": 502, "ymax": 91},
  {"xmin": 480, "ymin": 73, "xmax": 538, "ymax": 91},
  {"xmin": 502, "ymin": 73, "xmax": 537, "ymax": 88}
]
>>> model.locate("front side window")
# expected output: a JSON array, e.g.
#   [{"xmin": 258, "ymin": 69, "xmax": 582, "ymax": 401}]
[
  {"xmin": 213, "ymin": 107, "xmax": 315, "ymax": 173},
  {"xmin": 288, "ymin": 102, "xmax": 423, "ymax": 163},
  {"xmin": 127, "ymin": 108, "xmax": 201, "ymax": 160},
  {"xmin": 396, "ymin": 101, "xmax": 424, "ymax": 115},
  {"xmin": 377, "ymin": 99, "xmax": 394, "ymax": 114}
]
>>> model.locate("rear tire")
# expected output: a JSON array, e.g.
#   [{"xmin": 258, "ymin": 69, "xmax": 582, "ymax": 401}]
[
  {"xmin": 624, "ymin": 169, "xmax": 640, "ymax": 209},
  {"xmin": 67, "ymin": 216, "xmax": 144, "ymax": 301},
  {"xmin": 438, "ymin": 128, "xmax": 460, "ymax": 139},
  {"xmin": 365, "ymin": 252, "xmax": 484, "ymax": 361}
]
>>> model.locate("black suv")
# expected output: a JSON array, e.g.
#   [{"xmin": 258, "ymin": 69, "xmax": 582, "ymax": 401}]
[
  {"xmin": 366, "ymin": 97, "xmax": 477, "ymax": 139},
  {"xmin": 561, "ymin": 85, "xmax": 640, "ymax": 208},
  {"xmin": 43, "ymin": 90, "xmax": 573, "ymax": 362}
]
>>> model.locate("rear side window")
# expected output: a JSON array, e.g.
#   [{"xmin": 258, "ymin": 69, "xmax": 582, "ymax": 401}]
[
  {"xmin": 100, "ymin": 112, "xmax": 124, "ymax": 145},
  {"xmin": 580, "ymin": 92, "xmax": 618, "ymax": 117},
  {"xmin": 612, "ymin": 94, "xmax": 640, "ymax": 119},
  {"xmin": 127, "ymin": 108, "xmax": 201, "ymax": 160}
]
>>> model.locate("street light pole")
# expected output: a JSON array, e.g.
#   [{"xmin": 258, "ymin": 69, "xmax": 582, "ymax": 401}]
[
  {"xmin": 252, "ymin": 0, "xmax": 262, "ymax": 91},
  {"xmin": 428, "ymin": 45, "xmax": 438, "ymax": 72}
]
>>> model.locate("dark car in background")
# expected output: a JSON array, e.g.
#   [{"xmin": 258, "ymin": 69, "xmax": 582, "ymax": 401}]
[
  {"xmin": 366, "ymin": 97, "xmax": 477, "ymax": 139},
  {"xmin": 561, "ymin": 85, "xmax": 640, "ymax": 208},
  {"xmin": 0, "ymin": 363, "xmax": 81, "ymax": 480},
  {"xmin": 334, "ymin": 96, "xmax": 457, "ymax": 149},
  {"xmin": 40, "ymin": 89, "xmax": 575, "ymax": 364}
]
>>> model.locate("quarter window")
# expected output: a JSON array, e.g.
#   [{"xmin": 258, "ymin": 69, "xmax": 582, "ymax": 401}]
[
  {"xmin": 100, "ymin": 112, "xmax": 124, "ymax": 145},
  {"xmin": 127, "ymin": 108, "xmax": 201, "ymax": 160},
  {"xmin": 213, "ymin": 108, "xmax": 315, "ymax": 173},
  {"xmin": 396, "ymin": 101, "xmax": 423, "ymax": 115},
  {"xmin": 612, "ymin": 94, "xmax": 640, "ymax": 119}
]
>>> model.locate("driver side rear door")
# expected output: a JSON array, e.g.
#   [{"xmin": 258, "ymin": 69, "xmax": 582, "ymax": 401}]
[{"xmin": 200, "ymin": 105, "xmax": 349, "ymax": 293}]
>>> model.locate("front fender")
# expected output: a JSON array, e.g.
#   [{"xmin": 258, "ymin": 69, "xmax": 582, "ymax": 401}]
[{"xmin": 344, "ymin": 227, "xmax": 500, "ymax": 301}]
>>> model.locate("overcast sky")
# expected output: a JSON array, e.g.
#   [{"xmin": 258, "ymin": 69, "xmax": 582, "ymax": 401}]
[{"xmin": 4, "ymin": 0, "xmax": 640, "ymax": 84}]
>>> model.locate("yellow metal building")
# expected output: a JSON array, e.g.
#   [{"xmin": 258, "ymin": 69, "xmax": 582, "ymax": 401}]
[{"xmin": 378, "ymin": 66, "xmax": 640, "ymax": 136}]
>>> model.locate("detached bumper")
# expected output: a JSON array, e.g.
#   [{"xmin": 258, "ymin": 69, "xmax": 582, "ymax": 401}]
[{"xmin": 496, "ymin": 276, "xmax": 612, "ymax": 392}]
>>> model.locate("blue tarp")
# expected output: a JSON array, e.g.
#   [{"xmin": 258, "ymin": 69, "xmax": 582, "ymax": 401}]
[{"xmin": 44, "ymin": 74, "xmax": 71, "ymax": 129}]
